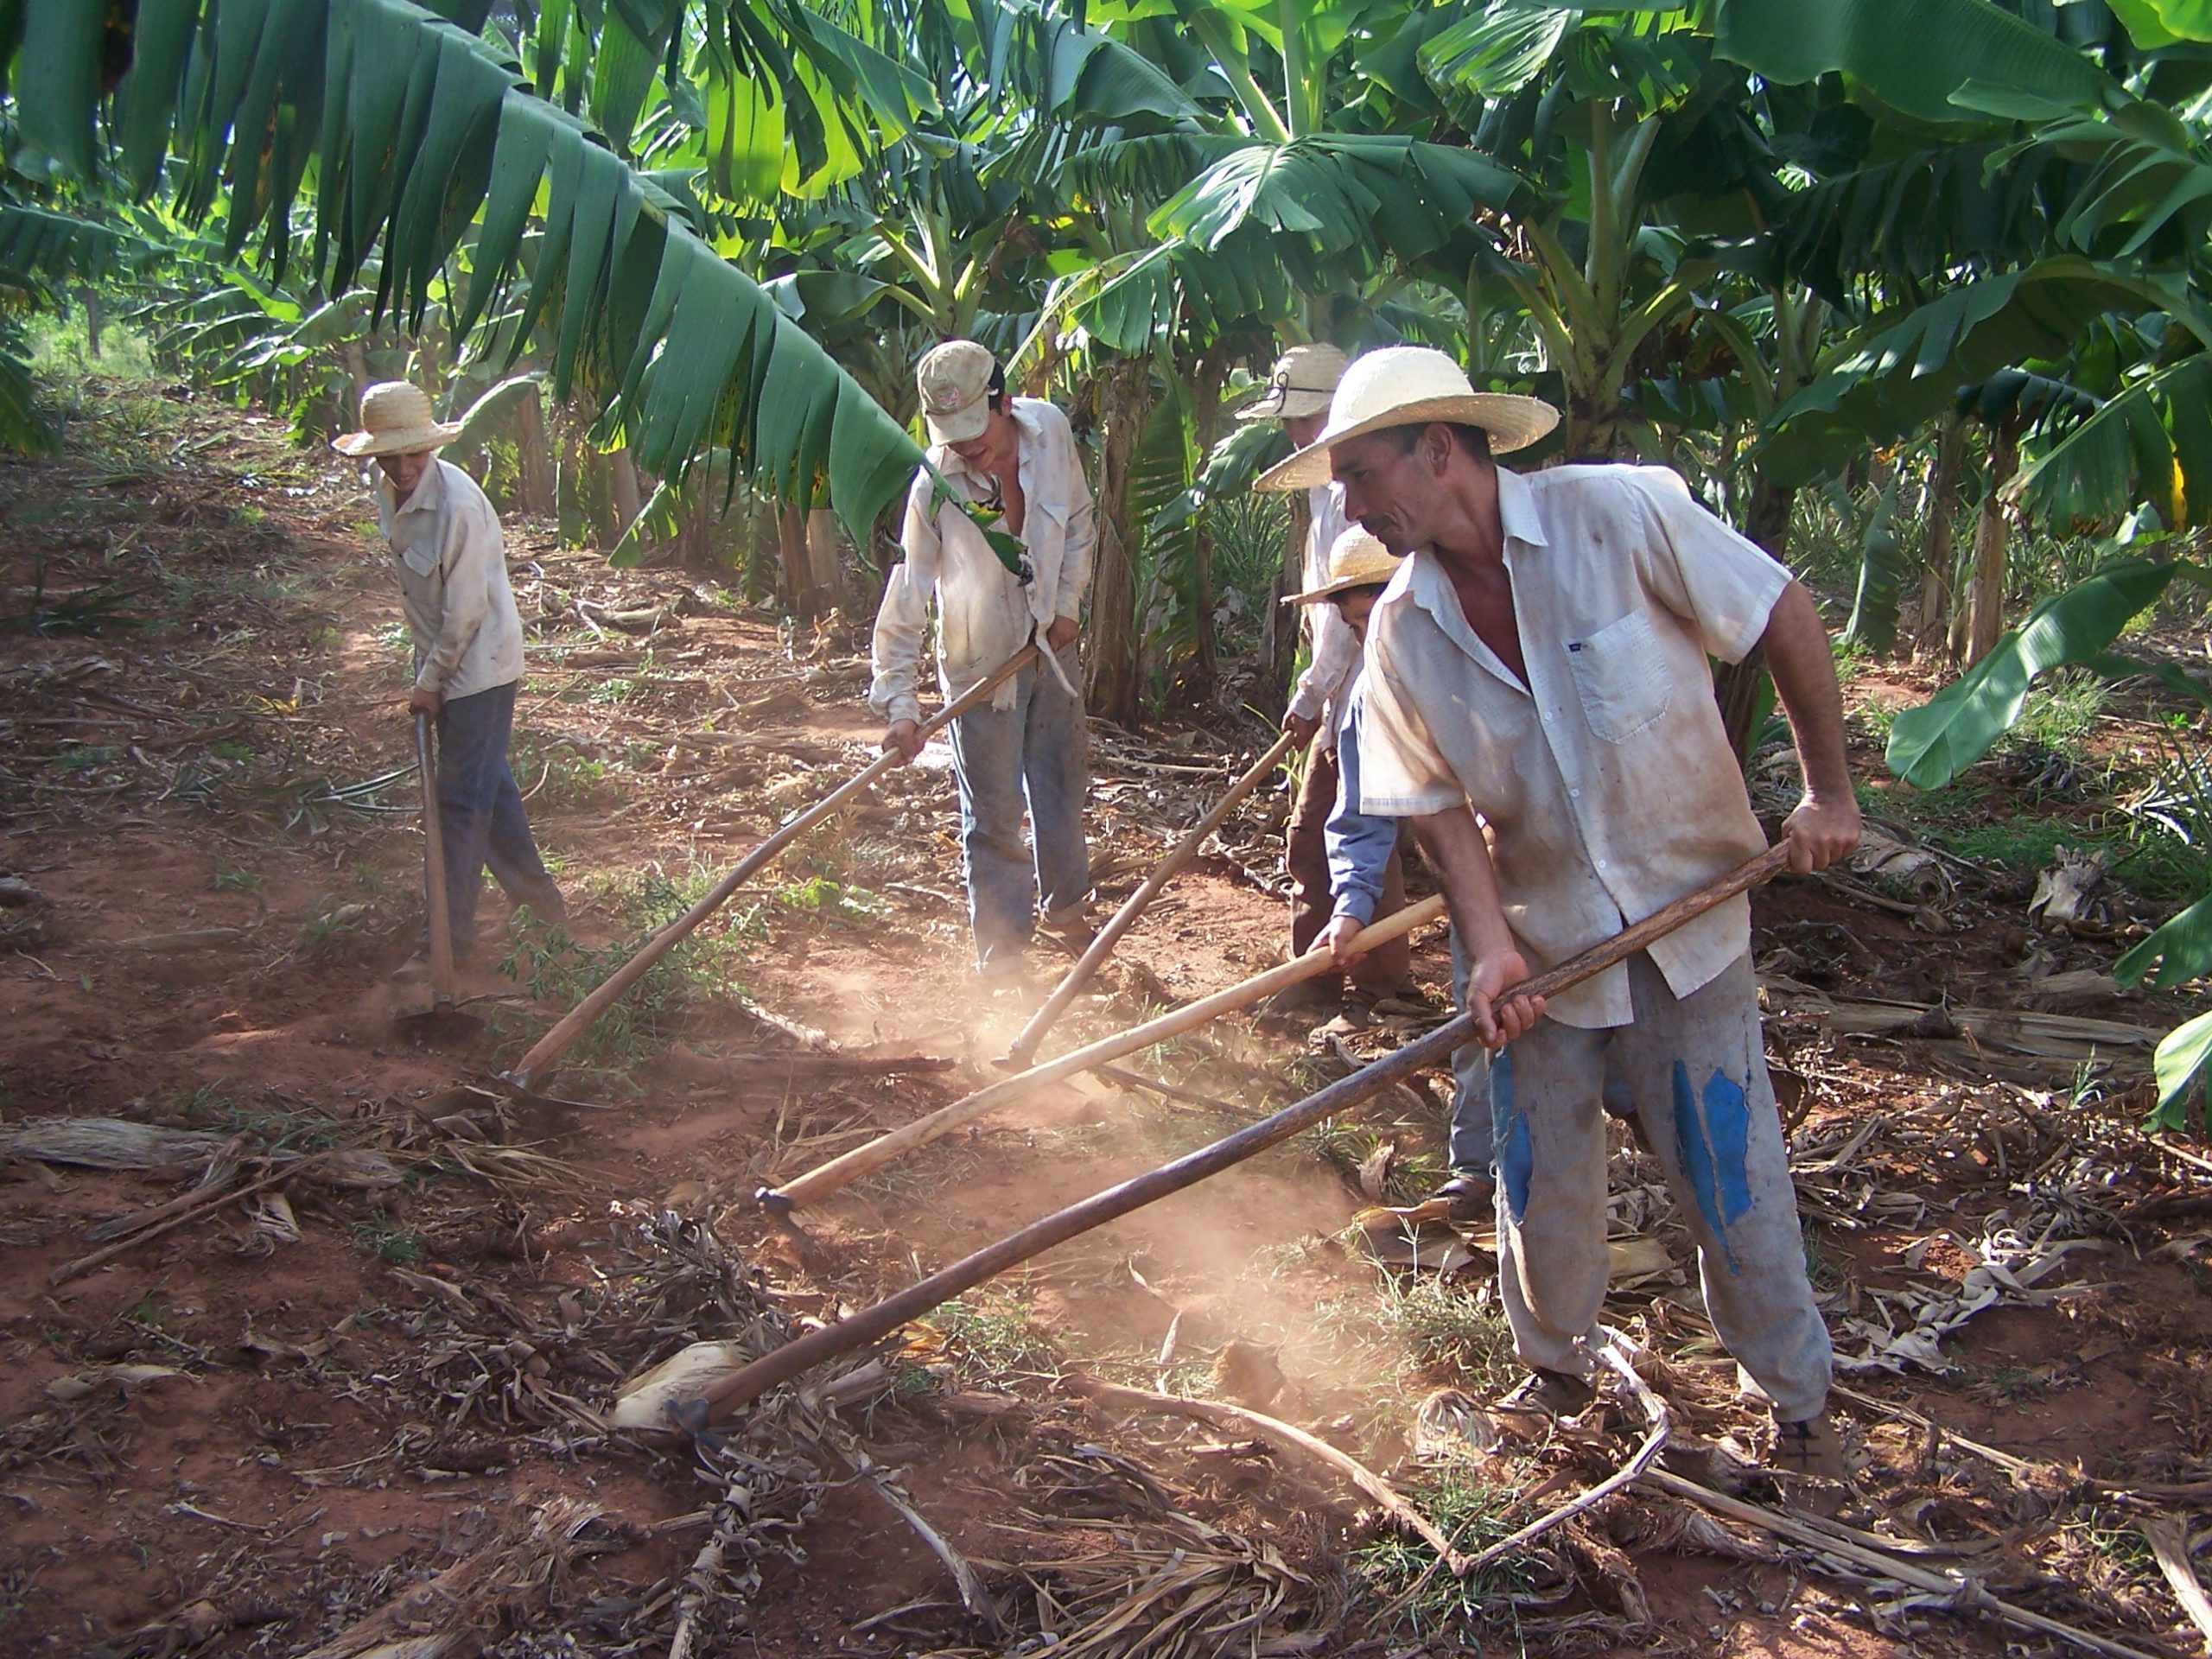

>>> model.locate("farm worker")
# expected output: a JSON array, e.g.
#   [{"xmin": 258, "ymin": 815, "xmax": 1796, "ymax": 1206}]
[
  {"xmin": 1243, "ymin": 343, "xmax": 1414, "ymax": 1022},
  {"xmin": 334, "ymin": 380, "xmax": 565, "ymax": 970},
  {"xmin": 1263, "ymin": 346, "xmax": 1860, "ymax": 1479},
  {"xmin": 872, "ymin": 340, "xmax": 1097, "ymax": 982},
  {"xmin": 1303, "ymin": 528, "xmax": 1491, "ymax": 1219}
]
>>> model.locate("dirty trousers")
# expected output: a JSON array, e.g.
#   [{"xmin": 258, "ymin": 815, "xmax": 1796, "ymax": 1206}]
[
  {"xmin": 947, "ymin": 643, "xmax": 1090, "ymax": 974},
  {"xmin": 1490, "ymin": 951, "xmax": 1831, "ymax": 1422},
  {"xmin": 435, "ymin": 680, "xmax": 557, "ymax": 958},
  {"xmin": 1286, "ymin": 734, "xmax": 1408, "ymax": 1000}
]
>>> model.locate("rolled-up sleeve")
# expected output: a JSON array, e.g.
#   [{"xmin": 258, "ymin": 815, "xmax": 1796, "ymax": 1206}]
[
  {"xmin": 869, "ymin": 471, "xmax": 939, "ymax": 726},
  {"xmin": 420, "ymin": 495, "xmax": 497, "ymax": 693},
  {"xmin": 1355, "ymin": 627, "xmax": 1467, "ymax": 817},
  {"xmin": 1630, "ymin": 468, "xmax": 1789, "ymax": 665}
]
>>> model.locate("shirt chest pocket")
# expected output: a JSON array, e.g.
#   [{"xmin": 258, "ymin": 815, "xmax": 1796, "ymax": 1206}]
[{"xmin": 1565, "ymin": 610, "xmax": 1673, "ymax": 743}]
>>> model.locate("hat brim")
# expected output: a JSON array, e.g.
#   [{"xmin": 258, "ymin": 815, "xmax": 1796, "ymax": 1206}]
[
  {"xmin": 1255, "ymin": 393, "xmax": 1560, "ymax": 493},
  {"xmin": 332, "ymin": 423, "xmax": 463, "ymax": 458},
  {"xmin": 1235, "ymin": 386, "xmax": 1335, "ymax": 423},
  {"xmin": 923, "ymin": 401, "xmax": 990, "ymax": 446},
  {"xmin": 1282, "ymin": 574, "xmax": 1395, "ymax": 606}
]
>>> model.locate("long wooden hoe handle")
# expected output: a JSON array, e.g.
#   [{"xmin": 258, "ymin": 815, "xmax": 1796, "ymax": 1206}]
[
  {"xmin": 1000, "ymin": 726, "xmax": 1300, "ymax": 1071},
  {"xmin": 702, "ymin": 843, "xmax": 1790, "ymax": 1421},
  {"xmin": 759, "ymin": 892, "xmax": 1447, "ymax": 1214},
  {"xmin": 504, "ymin": 644, "xmax": 1040, "ymax": 1095},
  {"xmin": 416, "ymin": 713, "xmax": 459, "ymax": 1011}
]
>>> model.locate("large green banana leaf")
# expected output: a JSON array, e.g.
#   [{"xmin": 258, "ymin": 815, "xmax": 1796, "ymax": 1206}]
[
  {"xmin": 1759, "ymin": 258, "xmax": 2180, "ymax": 487},
  {"xmin": 2013, "ymin": 356, "xmax": 2212, "ymax": 531},
  {"xmin": 1713, "ymin": 0, "xmax": 2117, "ymax": 126},
  {"xmin": 1885, "ymin": 556, "xmax": 2206, "ymax": 787},
  {"xmin": 11, "ymin": 0, "xmax": 927, "ymax": 542}
]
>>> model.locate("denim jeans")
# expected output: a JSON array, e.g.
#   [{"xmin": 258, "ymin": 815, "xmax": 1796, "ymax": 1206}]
[
  {"xmin": 434, "ymin": 680, "xmax": 556, "ymax": 958},
  {"xmin": 1489, "ymin": 952, "xmax": 1832, "ymax": 1421},
  {"xmin": 946, "ymin": 644, "xmax": 1090, "ymax": 974}
]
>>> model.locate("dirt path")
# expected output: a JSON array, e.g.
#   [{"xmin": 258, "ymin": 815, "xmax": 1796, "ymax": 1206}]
[{"xmin": 5, "ymin": 378, "xmax": 2212, "ymax": 1658}]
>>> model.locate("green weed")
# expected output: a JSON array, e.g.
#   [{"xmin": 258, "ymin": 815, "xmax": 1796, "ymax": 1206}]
[
  {"xmin": 511, "ymin": 734, "xmax": 611, "ymax": 808},
  {"xmin": 932, "ymin": 1281, "xmax": 1058, "ymax": 1381},
  {"xmin": 1355, "ymin": 1466, "xmax": 1534, "ymax": 1636},
  {"xmin": 211, "ymin": 866, "xmax": 264, "ymax": 893},
  {"xmin": 54, "ymin": 745, "xmax": 120, "ymax": 772},
  {"xmin": 772, "ymin": 876, "xmax": 889, "ymax": 925},
  {"xmin": 353, "ymin": 1213, "xmax": 423, "ymax": 1265}
]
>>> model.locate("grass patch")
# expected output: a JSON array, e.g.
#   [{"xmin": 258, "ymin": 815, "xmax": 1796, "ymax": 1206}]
[
  {"xmin": 1354, "ymin": 1465, "xmax": 1535, "ymax": 1636},
  {"xmin": 771, "ymin": 876, "xmax": 889, "ymax": 925},
  {"xmin": 511, "ymin": 734, "xmax": 612, "ymax": 808},
  {"xmin": 493, "ymin": 870, "xmax": 756, "ymax": 1080},
  {"xmin": 353, "ymin": 1211, "xmax": 423, "ymax": 1266},
  {"xmin": 931, "ymin": 1281, "xmax": 1058, "ymax": 1382}
]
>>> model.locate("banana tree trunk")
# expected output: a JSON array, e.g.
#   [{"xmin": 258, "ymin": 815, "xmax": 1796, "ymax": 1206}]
[
  {"xmin": 1087, "ymin": 361, "xmax": 1154, "ymax": 728},
  {"xmin": 805, "ymin": 507, "xmax": 849, "ymax": 614},
  {"xmin": 1712, "ymin": 475, "xmax": 1795, "ymax": 765},
  {"xmin": 1957, "ymin": 419, "xmax": 2021, "ymax": 669},
  {"xmin": 1914, "ymin": 413, "xmax": 1964, "ymax": 662},
  {"xmin": 609, "ymin": 447, "xmax": 644, "ymax": 543},
  {"xmin": 778, "ymin": 502, "xmax": 820, "ymax": 624},
  {"xmin": 513, "ymin": 385, "xmax": 556, "ymax": 518},
  {"xmin": 1261, "ymin": 487, "xmax": 1311, "ymax": 712}
]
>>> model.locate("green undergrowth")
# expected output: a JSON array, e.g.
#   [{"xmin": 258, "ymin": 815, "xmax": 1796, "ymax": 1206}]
[
  {"xmin": 492, "ymin": 869, "xmax": 760, "ymax": 1084},
  {"xmin": 1354, "ymin": 1465, "xmax": 1536, "ymax": 1637}
]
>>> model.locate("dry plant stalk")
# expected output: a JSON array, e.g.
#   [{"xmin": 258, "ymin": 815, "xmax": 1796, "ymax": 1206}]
[
  {"xmin": 300, "ymin": 1497, "xmax": 605, "ymax": 1659},
  {"xmin": 1071, "ymin": 1376, "xmax": 1471, "ymax": 1576},
  {"xmin": 2143, "ymin": 1516, "xmax": 2212, "ymax": 1656}
]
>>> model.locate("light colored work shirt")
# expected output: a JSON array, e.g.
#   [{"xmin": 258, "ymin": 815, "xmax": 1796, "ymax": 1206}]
[
  {"xmin": 1357, "ymin": 464, "xmax": 1789, "ymax": 1028},
  {"xmin": 376, "ymin": 458, "xmax": 525, "ymax": 701},
  {"xmin": 1285, "ymin": 482, "xmax": 1357, "ymax": 748},
  {"xmin": 870, "ymin": 397, "xmax": 1097, "ymax": 726}
]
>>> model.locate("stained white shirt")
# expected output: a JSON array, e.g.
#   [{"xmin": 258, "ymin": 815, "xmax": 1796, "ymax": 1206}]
[
  {"xmin": 1356, "ymin": 464, "xmax": 1789, "ymax": 1028},
  {"xmin": 376, "ymin": 458, "xmax": 524, "ymax": 701},
  {"xmin": 870, "ymin": 397, "xmax": 1098, "ymax": 725},
  {"xmin": 1285, "ymin": 482, "xmax": 1358, "ymax": 748}
]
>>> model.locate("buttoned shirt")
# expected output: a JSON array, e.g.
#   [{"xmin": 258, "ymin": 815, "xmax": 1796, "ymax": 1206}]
[
  {"xmin": 376, "ymin": 458, "xmax": 524, "ymax": 701},
  {"xmin": 1285, "ymin": 483, "xmax": 1358, "ymax": 748},
  {"xmin": 1357, "ymin": 464, "xmax": 1789, "ymax": 1028},
  {"xmin": 870, "ymin": 397, "xmax": 1098, "ymax": 725}
]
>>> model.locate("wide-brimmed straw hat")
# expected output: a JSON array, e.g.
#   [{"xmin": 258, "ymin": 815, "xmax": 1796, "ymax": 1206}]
[
  {"xmin": 331, "ymin": 381, "xmax": 462, "ymax": 458},
  {"xmin": 1236, "ymin": 342, "xmax": 1350, "ymax": 423},
  {"xmin": 1284, "ymin": 527, "xmax": 1403, "ymax": 605},
  {"xmin": 1257, "ymin": 346, "xmax": 1559, "ymax": 493}
]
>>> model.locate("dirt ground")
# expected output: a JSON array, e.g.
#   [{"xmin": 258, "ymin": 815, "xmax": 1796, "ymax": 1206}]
[{"xmin": 6, "ymin": 378, "xmax": 2212, "ymax": 1658}]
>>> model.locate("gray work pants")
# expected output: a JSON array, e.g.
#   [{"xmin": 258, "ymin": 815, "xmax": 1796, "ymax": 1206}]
[{"xmin": 1490, "ymin": 951, "xmax": 1832, "ymax": 1421}]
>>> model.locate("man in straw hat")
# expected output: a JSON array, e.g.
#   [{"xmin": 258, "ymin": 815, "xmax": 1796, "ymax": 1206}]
[
  {"xmin": 334, "ymin": 380, "xmax": 564, "ymax": 970},
  {"xmin": 1264, "ymin": 346, "xmax": 1859, "ymax": 1479},
  {"xmin": 872, "ymin": 340, "xmax": 1096, "ymax": 982},
  {"xmin": 1240, "ymin": 343, "xmax": 1413, "ymax": 1021}
]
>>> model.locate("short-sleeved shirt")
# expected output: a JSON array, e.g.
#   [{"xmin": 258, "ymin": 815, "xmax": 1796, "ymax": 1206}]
[{"xmin": 1356, "ymin": 464, "xmax": 1789, "ymax": 1028}]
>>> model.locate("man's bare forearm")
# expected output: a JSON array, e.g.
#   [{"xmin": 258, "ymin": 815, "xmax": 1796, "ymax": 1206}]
[
  {"xmin": 1759, "ymin": 582, "xmax": 1853, "ymax": 800},
  {"xmin": 1410, "ymin": 806, "xmax": 1514, "ymax": 959}
]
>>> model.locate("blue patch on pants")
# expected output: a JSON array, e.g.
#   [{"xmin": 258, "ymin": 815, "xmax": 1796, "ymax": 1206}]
[
  {"xmin": 1673, "ymin": 1061, "xmax": 1754, "ymax": 1272},
  {"xmin": 1493, "ymin": 1048, "xmax": 1532, "ymax": 1224}
]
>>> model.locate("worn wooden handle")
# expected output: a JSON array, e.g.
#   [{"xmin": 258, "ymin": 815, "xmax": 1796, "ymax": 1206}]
[
  {"xmin": 760, "ymin": 893, "xmax": 1447, "ymax": 1213},
  {"xmin": 416, "ymin": 713, "xmax": 457, "ymax": 1009},
  {"xmin": 1002, "ymin": 725, "xmax": 1301, "ymax": 1069},
  {"xmin": 504, "ymin": 644, "xmax": 1040, "ymax": 1094},
  {"xmin": 704, "ymin": 844, "xmax": 1789, "ymax": 1420}
]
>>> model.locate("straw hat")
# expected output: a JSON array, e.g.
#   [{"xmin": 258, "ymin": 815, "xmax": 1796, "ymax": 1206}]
[
  {"xmin": 1285, "ymin": 527, "xmax": 1404, "ymax": 606},
  {"xmin": 1236, "ymin": 342, "xmax": 1350, "ymax": 423},
  {"xmin": 1256, "ymin": 346, "xmax": 1558, "ymax": 493},
  {"xmin": 917, "ymin": 339, "xmax": 998, "ymax": 445},
  {"xmin": 331, "ymin": 381, "xmax": 462, "ymax": 458}
]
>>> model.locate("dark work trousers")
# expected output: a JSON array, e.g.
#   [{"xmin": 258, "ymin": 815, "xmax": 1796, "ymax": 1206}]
[
  {"xmin": 434, "ymin": 680, "xmax": 557, "ymax": 959},
  {"xmin": 1284, "ymin": 732, "xmax": 1410, "ymax": 1002}
]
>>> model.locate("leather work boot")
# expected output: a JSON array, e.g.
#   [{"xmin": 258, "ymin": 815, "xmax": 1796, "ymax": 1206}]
[
  {"xmin": 1771, "ymin": 1410, "xmax": 1847, "ymax": 1481},
  {"xmin": 1428, "ymin": 1173, "xmax": 1496, "ymax": 1224},
  {"xmin": 1496, "ymin": 1367, "xmax": 1598, "ymax": 1421}
]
